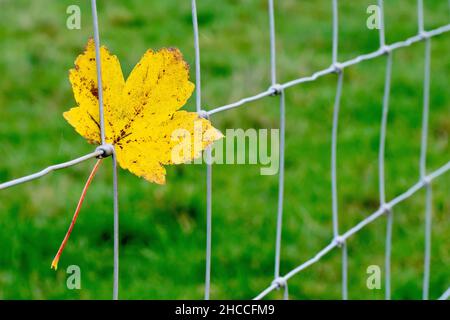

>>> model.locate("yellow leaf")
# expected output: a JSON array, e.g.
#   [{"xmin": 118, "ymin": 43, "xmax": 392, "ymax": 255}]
[{"xmin": 64, "ymin": 39, "xmax": 222, "ymax": 184}]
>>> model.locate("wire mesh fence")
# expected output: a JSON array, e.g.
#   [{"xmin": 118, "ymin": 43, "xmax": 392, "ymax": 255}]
[{"xmin": 0, "ymin": 0, "xmax": 449, "ymax": 300}]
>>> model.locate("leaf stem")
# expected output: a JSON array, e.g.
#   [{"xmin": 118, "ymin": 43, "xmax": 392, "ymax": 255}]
[{"xmin": 51, "ymin": 159, "xmax": 103, "ymax": 270}]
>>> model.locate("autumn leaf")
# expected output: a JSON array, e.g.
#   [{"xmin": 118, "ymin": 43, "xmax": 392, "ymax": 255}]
[{"xmin": 64, "ymin": 39, "xmax": 222, "ymax": 184}]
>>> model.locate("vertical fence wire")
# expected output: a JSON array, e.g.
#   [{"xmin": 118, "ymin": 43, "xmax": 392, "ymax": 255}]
[
  {"xmin": 0, "ymin": 0, "xmax": 449, "ymax": 302},
  {"xmin": 385, "ymin": 209, "xmax": 393, "ymax": 299},
  {"xmin": 420, "ymin": 36, "xmax": 432, "ymax": 301},
  {"xmin": 90, "ymin": 0, "xmax": 106, "ymax": 145},
  {"xmin": 379, "ymin": 53, "xmax": 392, "ymax": 207},
  {"xmin": 331, "ymin": 0, "xmax": 348, "ymax": 299},
  {"xmin": 283, "ymin": 282, "xmax": 289, "ymax": 300},
  {"xmin": 423, "ymin": 184, "xmax": 432, "ymax": 300},
  {"xmin": 205, "ymin": 148, "xmax": 212, "ymax": 300},
  {"xmin": 112, "ymin": 151, "xmax": 119, "ymax": 300},
  {"xmin": 274, "ymin": 90, "xmax": 285, "ymax": 280},
  {"xmin": 379, "ymin": 50, "xmax": 393, "ymax": 299},
  {"xmin": 331, "ymin": 71, "xmax": 345, "ymax": 299},
  {"xmin": 192, "ymin": 0, "xmax": 202, "ymax": 113},
  {"xmin": 331, "ymin": 1, "xmax": 342, "ymax": 240},
  {"xmin": 268, "ymin": 0, "xmax": 277, "ymax": 85},
  {"xmin": 191, "ymin": 0, "xmax": 213, "ymax": 300},
  {"xmin": 90, "ymin": 0, "xmax": 120, "ymax": 300},
  {"xmin": 331, "ymin": 73, "xmax": 343, "ymax": 239},
  {"xmin": 268, "ymin": 0, "xmax": 289, "ymax": 298},
  {"xmin": 420, "ymin": 38, "xmax": 431, "ymax": 179},
  {"xmin": 332, "ymin": 0, "xmax": 339, "ymax": 64},
  {"xmin": 418, "ymin": 0, "xmax": 425, "ymax": 33},
  {"xmin": 341, "ymin": 242, "xmax": 348, "ymax": 300}
]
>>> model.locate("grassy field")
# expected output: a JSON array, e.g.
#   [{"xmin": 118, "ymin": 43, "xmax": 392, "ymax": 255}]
[{"xmin": 0, "ymin": 0, "xmax": 449, "ymax": 299}]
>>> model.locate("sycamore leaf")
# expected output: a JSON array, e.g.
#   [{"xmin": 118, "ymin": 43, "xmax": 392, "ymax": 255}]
[{"xmin": 64, "ymin": 39, "xmax": 222, "ymax": 184}]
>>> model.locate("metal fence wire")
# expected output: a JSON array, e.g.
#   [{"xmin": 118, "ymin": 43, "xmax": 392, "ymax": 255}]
[{"xmin": 0, "ymin": 0, "xmax": 449, "ymax": 300}]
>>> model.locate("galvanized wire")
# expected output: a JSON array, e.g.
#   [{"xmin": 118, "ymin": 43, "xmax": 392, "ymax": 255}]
[
  {"xmin": 191, "ymin": 0, "xmax": 212, "ymax": 300},
  {"xmin": 420, "ymin": 38, "xmax": 431, "ymax": 179},
  {"xmin": 205, "ymin": 148, "xmax": 212, "ymax": 300},
  {"xmin": 379, "ymin": 52, "xmax": 392, "ymax": 207},
  {"xmin": 274, "ymin": 89, "xmax": 285, "ymax": 280},
  {"xmin": 208, "ymin": 26, "xmax": 450, "ymax": 116},
  {"xmin": 331, "ymin": 71, "xmax": 343, "ymax": 239},
  {"xmin": 90, "ymin": 0, "xmax": 106, "ymax": 146},
  {"xmin": 0, "ymin": 151, "xmax": 102, "ymax": 190},
  {"xmin": 257, "ymin": 4, "xmax": 448, "ymax": 302},
  {"xmin": 268, "ymin": 0, "xmax": 277, "ymax": 85},
  {"xmin": 418, "ymin": 0, "xmax": 425, "ymax": 33},
  {"xmin": 420, "ymin": 35, "xmax": 432, "ymax": 301},
  {"xmin": 112, "ymin": 150, "xmax": 120, "ymax": 300},
  {"xmin": 341, "ymin": 241, "xmax": 348, "ymax": 300},
  {"xmin": 0, "ymin": 0, "xmax": 449, "ymax": 301},
  {"xmin": 379, "ymin": 49, "xmax": 393, "ymax": 300},
  {"xmin": 423, "ymin": 184, "xmax": 432, "ymax": 300},
  {"xmin": 255, "ymin": 161, "xmax": 450, "ymax": 300},
  {"xmin": 192, "ymin": 0, "xmax": 202, "ymax": 114},
  {"xmin": 438, "ymin": 287, "xmax": 450, "ymax": 300},
  {"xmin": 385, "ymin": 209, "xmax": 393, "ymax": 300},
  {"xmin": 91, "ymin": 0, "xmax": 120, "ymax": 300},
  {"xmin": 332, "ymin": 0, "xmax": 339, "ymax": 64}
]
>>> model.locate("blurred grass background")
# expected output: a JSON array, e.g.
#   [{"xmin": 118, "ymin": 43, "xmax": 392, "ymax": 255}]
[{"xmin": 0, "ymin": 0, "xmax": 449, "ymax": 299}]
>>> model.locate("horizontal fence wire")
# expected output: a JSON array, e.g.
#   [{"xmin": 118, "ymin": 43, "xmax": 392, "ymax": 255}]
[
  {"xmin": 438, "ymin": 287, "xmax": 450, "ymax": 300},
  {"xmin": 207, "ymin": 24, "xmax": 450, "ymax": 116},
  {"xmin": 0, "ymin": 0, "xmax": 449, "ymax": 300},
  {"xmin": 193, "ymin": 0, "xmax": 450, "ymax": 300},
  {"xmin": 254, "ymin": 162, "xmax": 450, "ymax": 300},
  {"xmin": 0, "ymin": 151, "xmax": 102, "ymax": 190},
  {"xmin": 90, "ymin": 0, "xmax": 120, "ymax": 300},
  {"xmin": 0, "ymin": 0, "xmax": 120, "ymax": 300}
]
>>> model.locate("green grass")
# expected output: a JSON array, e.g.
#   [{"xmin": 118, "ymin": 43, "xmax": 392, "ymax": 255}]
[{"xmin": 0, "ymin": 0, "xmax": 449, "ymax": 299}]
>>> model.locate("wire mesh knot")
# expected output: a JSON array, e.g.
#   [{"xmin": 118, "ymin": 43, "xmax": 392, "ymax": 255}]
[
  {"xmin": 419, "ymin": 31, "xmax": 430, "ymax": 40},
  {"xmin": 334, "ymin": 235, "xmax": 345, "ymax": 248},
  {"xmin": 269, "ymin": 84, "xmax": 283, "ymax": 96},
  {"xmin": 422, "ymin": 175, "xmax": 431, "ymax": 186},
  {"xmin": 380, "ymin": 45, "xmax": 391, "ymax": 55},
  {"xmin": 198, "ymin": 109, "xmax": 210, "ymax": 120},
  {"xmin": 381, "ymin": 203, "xmax": 392, "ymax": 214},
  {"xmin": 332, "ymin": 62, "xmax": 343, "ymax": 74},
  {"xmin": 95, "ymin": 144, "xmax": 114, "ymax": 159},
  {"xmin": 271, "ymin": 277, "xmax": 287, "ymax": 289}
]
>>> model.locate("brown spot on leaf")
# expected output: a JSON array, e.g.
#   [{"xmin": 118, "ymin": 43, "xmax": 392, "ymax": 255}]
[{"xmin": 90, "ymin": 86, "xmax": 99, "ymax": 98}]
